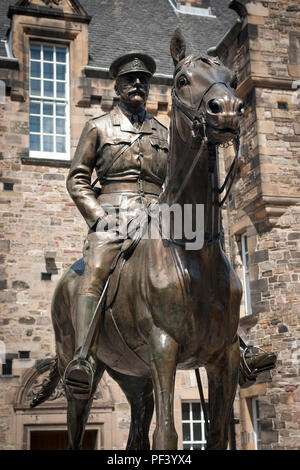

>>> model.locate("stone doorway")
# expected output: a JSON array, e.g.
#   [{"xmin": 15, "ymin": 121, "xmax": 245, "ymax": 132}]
[
  {"xmin": 13, "ymin": 359, "xmax": 114, "ymax": 449},
  {"xmin": 30, "ymin": 429, "xmax": 98, "ymax": 450}
]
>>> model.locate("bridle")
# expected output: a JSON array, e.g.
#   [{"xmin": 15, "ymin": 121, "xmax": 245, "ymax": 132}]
[
  {"xmin": 171, "ymin": 81, "xmax": 229, "ymax": 138},
  {"xmin": 171, "ymin": 79, "xmax": 241, "ymax": 209},
  {"xmin": 161, "ymin": 73, "xmax": 241, "ymax": 248}
]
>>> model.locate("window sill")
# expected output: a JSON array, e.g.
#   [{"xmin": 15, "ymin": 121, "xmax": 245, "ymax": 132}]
[
  {"xmin": 21, "ymin": 154, "xmax": 71, "ymax": 168},
  {"xmin": 0, "ymin": 375, "xmax": 20, "ymax": 379}
]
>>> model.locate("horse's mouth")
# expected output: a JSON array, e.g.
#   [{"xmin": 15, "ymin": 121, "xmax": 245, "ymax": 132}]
[{"xmin": 207, "ymin": 125, "xmax": 239, "ymax": 136}]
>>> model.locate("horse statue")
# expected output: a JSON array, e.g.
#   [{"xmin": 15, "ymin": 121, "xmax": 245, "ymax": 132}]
[{"xmin": 31, "ymin": 31, "xmax": 245, "ymax": 450}]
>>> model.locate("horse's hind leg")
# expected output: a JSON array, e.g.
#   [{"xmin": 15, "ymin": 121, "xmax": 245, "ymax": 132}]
[
  {"xmin": 107, "ymin": 367, "xmax": 154, "ymax": 450},
  {"xmin": 66, "ymin": 360, "xmax": 106, "ymax": 450},
  {"xmin": 205, "ymin": 339, "xmax": 240, "ymax": 450}
]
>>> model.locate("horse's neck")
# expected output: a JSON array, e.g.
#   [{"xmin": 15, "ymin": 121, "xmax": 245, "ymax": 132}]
[{"xmin": 162, "ymin": 120, "xmax": 220, "ymax": 244}]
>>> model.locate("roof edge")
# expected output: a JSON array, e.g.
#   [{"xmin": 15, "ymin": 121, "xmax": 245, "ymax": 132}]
[
  {"xmin": 8, "ymin": 3, "xmax": 92, "ymax": 23},
  {"xmin": 207, "ymin": 1, "xmax": 246, "ymax": 58}
]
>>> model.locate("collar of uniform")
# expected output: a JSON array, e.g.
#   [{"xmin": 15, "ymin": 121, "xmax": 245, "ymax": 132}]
[
  {"xmin": 119, "ymin": 103, "xmax": 146, "ymax": 124},
  {"xmin": 111, "ymin": 105, "xmax": 156, "ymax": 134}
]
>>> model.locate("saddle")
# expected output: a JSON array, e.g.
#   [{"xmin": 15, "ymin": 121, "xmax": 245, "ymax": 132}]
[{"xmin": 70, "ymin": 212, "xmax": 150, "ymax": 309}]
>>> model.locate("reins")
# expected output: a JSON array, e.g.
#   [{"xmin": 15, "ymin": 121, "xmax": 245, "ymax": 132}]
[{"xmin": 171, "ymin": 82, "xmax": 240, "ymax": 437}]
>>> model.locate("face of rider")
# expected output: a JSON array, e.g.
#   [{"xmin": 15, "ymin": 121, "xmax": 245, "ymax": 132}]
[{"xmin": 115, "ymin": 72, "xmax": 151, "ymax": 113}]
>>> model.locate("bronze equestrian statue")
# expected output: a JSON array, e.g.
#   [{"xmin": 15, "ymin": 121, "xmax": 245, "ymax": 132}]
[{"xmin": 31, "ymin": 31, "xmax": 276, "ymax": 450}]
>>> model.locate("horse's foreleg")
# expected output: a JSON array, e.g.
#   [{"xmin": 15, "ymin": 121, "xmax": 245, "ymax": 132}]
[
  {"xmin": 205, "ymin": 339, "xmax": 240, "ymax": 450},
  {"xmin": 66, "ymin": 361, "xmax": 106, "ymax": 450},
  {"xmin": 148, "ymin": 326, "xmax": 179, "ymax": 450}
]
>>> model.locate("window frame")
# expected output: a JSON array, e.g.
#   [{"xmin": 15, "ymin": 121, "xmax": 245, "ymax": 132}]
[
  {"xmin": 2, "ymin": 358, "xmax": 13, "ymax": 376},
  {"xmin": 252, "ymin": 398, "xmax": 262, "ymax": 450},
  {"xmin": 241, "ymin": 234, "xmax": 252, "ymax": 316},
  {"xmin": 29, "ymin": 41, "xmax": 70, "ymax": 161},
  {"xmin": 181, "ymin": 401, "xmax": 207, "ymax": 450}
]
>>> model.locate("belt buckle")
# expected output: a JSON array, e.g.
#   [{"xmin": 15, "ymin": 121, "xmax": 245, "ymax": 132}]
[{"xmin": 137, "ymin": 179, "xmax": 145, "ymax": 196}]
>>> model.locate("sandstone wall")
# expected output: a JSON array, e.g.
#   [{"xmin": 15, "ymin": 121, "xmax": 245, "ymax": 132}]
[{"xmin": 219, "ymin": 0, "xmax": 300, "ymax": 450}]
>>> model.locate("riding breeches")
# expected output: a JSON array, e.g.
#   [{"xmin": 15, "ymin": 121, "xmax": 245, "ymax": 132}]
[
  {"xmin": 78, "ymin": 230, "xmax": 124, "ymax": 297},
  {"xmin": 78, "ymin": 192, "xmax": 159, "ymax": 298}
]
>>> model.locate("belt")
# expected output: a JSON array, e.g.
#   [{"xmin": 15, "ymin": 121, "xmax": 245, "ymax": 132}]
[{"xmin": 100, "ymin": 180, "xmax": 162, "ymax": 196}]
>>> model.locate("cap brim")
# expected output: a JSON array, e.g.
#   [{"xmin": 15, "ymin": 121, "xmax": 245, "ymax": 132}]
[{"xmin": 109, "ymin": 51, "xmax": 156, "ymax": 78}]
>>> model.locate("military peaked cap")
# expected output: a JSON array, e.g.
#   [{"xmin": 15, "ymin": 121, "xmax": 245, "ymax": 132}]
[{"xmin": 109, "ymin": 51, "xmax": 156, "ymax": 79}]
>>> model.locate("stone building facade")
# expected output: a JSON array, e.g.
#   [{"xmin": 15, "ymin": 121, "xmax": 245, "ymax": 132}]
[{"xmin": 0, "ymin": 0, "xmax": 299, "ymax": 450}]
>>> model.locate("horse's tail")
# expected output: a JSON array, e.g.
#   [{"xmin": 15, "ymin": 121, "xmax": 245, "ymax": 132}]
[{"xmin": 30, "ymin": 357, "xmax": 61, "ymax": 408}]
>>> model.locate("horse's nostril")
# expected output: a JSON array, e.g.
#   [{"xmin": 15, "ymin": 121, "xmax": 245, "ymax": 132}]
[
  {"xmin": 208, "ymin": 99, "xmax": 222, "ymax": 114},
  {"xmin": 238, "ymin": 102, "xmax": 244, "ymax": 114}
]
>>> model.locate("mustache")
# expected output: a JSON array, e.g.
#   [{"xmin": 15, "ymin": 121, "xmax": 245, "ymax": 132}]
[
  {"xmin": 128, "ymin": 88, "xmax": 146, "ymax": 97},
  {"xmin": 128, "ymin": 85, "xmax": 146, "ymax": 95}
]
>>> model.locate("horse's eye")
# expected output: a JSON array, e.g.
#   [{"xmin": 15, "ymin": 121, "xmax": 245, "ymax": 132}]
[
  {"xmin": 200, "ymin": 57, "xmax": 211, "ymax": 65},
  {"xmin": 177, "ymin": 76, "xmax": 189, "ymax": 89},
  {"xmin": 230, "ymin": 76, "xmax": 238, "ymax": 90}
]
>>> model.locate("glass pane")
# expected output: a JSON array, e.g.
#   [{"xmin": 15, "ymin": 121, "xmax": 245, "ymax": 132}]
[
  {"xmin": 43, "ymin": 102, "xmax": 54, "ymax": 116},
  {"xmin": 183, "ymin": 444, "xmax": 192, "ymax": 450},
  {"xmin": 44, "ymin": 47, "xmax": 54, "ymax": 61},
  {"xmin": 30, "ymin": 45, "xmax": 41, "ymax": 60},
  {"xmin": 56, "ymin": 103, "xmax": 66, "ymax": 117},
  {"xmin": 30, "ymin": 133, "xmax": 40, "ymax": 151},
  {"xmin": 56, "ymin": 48, "xmax": 66, "ymax": 63},
  {"xmin": 31, "ymin": 61, "xmax": 41, "ymax": 78},
  {"xmin": 182, "ymin": 403, "xmax": 190, "ymax": 421},
  {"xmin": 192, "ymin": 403, "xmax": 201, "ymax": 420},
  {"xmin": 193, "ymin": 423, "xmax": 202, "ymax": 441},
  {"xmin": 256, "ymin": 400, "xmax": 260, "ymax": 419},
  {"xmin": 44, "ymin": 81, "xmax": 54, "ymax": 97},
  {"xmin": 43, "ymin": 135, "xmax": 53, "ymax": 152},
  {"xmin": 193, "ymin": 444, "xmax": 202, "ymax": 449},
  {"xmin": 56, "ymin": 82, "xmax": 65, "ymax": 99},
  {"xmin": 30, "ymin": 79, "xmax": 41, "ymax": 96},
  {"xmin": 56, "ymin": 64, "xmax": 66, "ymax": 81},
  {"xmin": 30, "ymin": 101, "xmax": 40, "ymax": 115},
  {"xmin": 182, "ymin": 423, "xmax": 190, "ymax": 441},
  {"xmin": 43, "ymin": 117, "xmax": 54, "ymax": 134},
  {"xmin": 44, "ymin": 62, "xmax": 54, "ymax": 79},
  {"xmin": 56, "ymin": 118, "xmax": 65, "ymax": 135},
  {"xmin": 56, "ymin": 136, "xmax": 66, "ymax": 153},
  {"xmin": 30, "ymin": 115, "xmax": 40, "ymax": 133}
]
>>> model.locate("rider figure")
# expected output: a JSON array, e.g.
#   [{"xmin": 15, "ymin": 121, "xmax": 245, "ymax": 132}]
[
  {"xmin": 64, "ymin": 52, "xmax": 276, "ymax": 398},
  {"xmin": 64, "ymin": 52, "xmax": 168, "ymax": 397}
]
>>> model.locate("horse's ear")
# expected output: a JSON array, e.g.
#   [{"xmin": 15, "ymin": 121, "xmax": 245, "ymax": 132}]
[{"xmin": 170, "ymin": 29, "xmax": 186, "ymax": 66}]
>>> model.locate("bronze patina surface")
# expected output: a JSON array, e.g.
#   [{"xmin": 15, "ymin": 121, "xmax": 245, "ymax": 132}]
[{"xmin": 31, "ymin": 33, "xmax": 276, "ymax": 450}]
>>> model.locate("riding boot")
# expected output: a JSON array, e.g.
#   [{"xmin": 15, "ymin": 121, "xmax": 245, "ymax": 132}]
[
  {"xmin": 239, "ymin": 337, "xmax": 277, "ymax": 388},
  {"xmin": 64, "ymin": 294, "xmax": 99, "ymax": 399}
]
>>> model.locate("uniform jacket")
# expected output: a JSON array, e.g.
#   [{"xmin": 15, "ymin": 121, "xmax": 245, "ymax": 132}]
[{"xmin": 67, "ymin": 106, "xmax": 169, "ymax": 228}]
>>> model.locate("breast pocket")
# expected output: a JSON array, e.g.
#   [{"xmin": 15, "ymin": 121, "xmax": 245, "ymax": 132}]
[
  {"xmin": 98, "ymin": 136, "xmax": 133, "ymax": 176},
  {"xmin": 149, "ymin": 137, "xmax": 169, "ymax": 153},
  {"xmin": 149, "ymin": 137, "xmax": 168, "ymax": 179}
]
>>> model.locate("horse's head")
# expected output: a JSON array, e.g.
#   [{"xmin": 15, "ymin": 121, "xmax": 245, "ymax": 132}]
[{"xmin": 170, "ymin": 30, "xmax": 244, "ymax": 145}]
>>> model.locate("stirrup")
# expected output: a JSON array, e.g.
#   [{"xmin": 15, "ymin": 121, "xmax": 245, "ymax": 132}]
[
  {"xmin": 64, "ymin": 357, "xmax": 94, "ymax": 400},
  {"xmin": 239, "ymin": 346, "xmax": 277, "ymax": 388}
]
